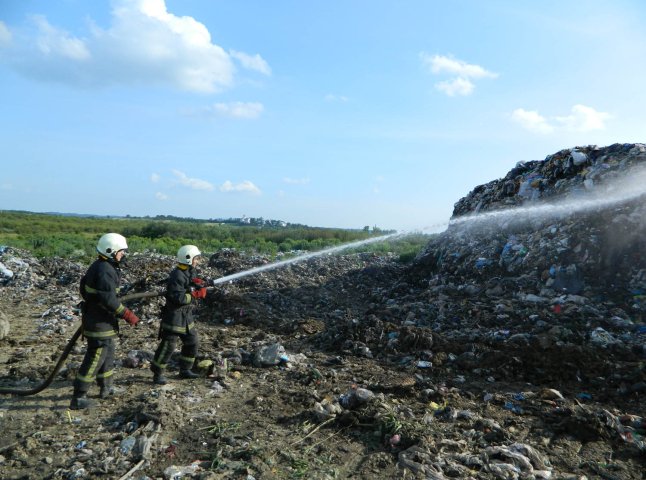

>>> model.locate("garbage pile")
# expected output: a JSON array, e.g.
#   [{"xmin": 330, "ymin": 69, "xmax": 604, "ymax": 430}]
[
  {"xmin": 0, "ymin": 143, "xmax": 644, "ymax": 479},
  {"xmin": 385, "ymin": 143, "xmax": 646, "ymax": 476},
  {"xmin": 452, "ymin": 143, "xmax": 646, "ymax": 215},
  {"xmin": 427, "ymin": 143, "xmax": 646, "ymax": 299},
  {"xmin": 208, "ymin": 248, "xmax": 270, "ymax": 276},
  {"xmin": 409, "ymin": 143, "xmax": 646, "ymax": 359}
]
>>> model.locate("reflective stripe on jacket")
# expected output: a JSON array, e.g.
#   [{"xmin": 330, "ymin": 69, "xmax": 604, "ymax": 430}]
[
  {"xmin": 80, "ymin": 257, "xmax": 125, "ymax": 339},
  {"xmin": 161, "ymin": 264, "xmax": 196, "ymax": 334}
]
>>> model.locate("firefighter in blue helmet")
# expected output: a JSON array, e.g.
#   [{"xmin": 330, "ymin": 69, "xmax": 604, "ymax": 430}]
[
  {"xmin": 70, "ymin": 233, "xmax": 139, "ymax": 410},
  {"xmin": 150, "ymin": 245, "xmax": 207, "ymax": 385}
]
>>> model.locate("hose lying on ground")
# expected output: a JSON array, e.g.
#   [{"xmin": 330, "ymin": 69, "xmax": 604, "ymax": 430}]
[
  {"xmin": 0, "ymin": 325, "xmax": 83, "ymax": 396},
  {"xmin": 0, "ymin": 290, "xmax": 172, "ymax": 396}
]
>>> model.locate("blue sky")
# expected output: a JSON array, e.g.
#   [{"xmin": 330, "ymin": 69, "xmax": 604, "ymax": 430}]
[{"xmin": 1, "ymin": 0, "xmax": 645, "ymax": 232}]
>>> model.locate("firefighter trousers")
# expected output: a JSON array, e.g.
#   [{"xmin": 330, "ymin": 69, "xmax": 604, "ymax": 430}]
[
  {"xmin": 151, "ymin": 328, "xmax": 198, "ymax": 373},
  {"xmin": 73, "ymin": 337, "xmax": 115, "ymax": 396}
]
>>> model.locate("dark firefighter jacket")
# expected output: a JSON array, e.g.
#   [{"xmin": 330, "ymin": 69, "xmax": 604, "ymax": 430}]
[
  {"xmin": 161, "ymin": 264, "xmax": 197, "ymax": 334},
  {"xmin": 80, "ymin": 256, "xmax": 126, "ymax": 339}
]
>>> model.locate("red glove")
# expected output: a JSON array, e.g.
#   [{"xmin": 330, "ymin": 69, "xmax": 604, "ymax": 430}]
[
  {"xmin": 191, "ymin": 287, "xmax": 207, "ymax": 300},
  {"xmin": 192, "ymin": 278, "xmax": 206, "ymax": 287},
  {"xmin": 121, "ymin": 308, "xmax": 140, "ymax": 326}
]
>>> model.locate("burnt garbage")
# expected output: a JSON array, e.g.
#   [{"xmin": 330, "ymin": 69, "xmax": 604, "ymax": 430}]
[
  {"xmin": 1, "ymin": 144, "xmax": 645, "ymax": 479},
  {"xmin": 411, "ymin": 143, "xmax": 646, "ymax": 348},
  {"xmin": 404, "ymin": 143, "xmax": 646, "ymax": 404},
  {"xmin": 208, "ymin": 248, "xmax": 270, "ymax": 277},
  {"xmin": 419, "ymin": 143, "xmax": 646, "ymax": 290}
]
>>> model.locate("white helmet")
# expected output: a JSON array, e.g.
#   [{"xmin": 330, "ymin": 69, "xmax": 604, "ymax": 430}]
[
  {"xmin": 177, "ymin": 245, "xmax": 201, "ymax": 265},
  {"xmin": 97, "ymin": 233, "xmax": 128, "ymax": 258}
]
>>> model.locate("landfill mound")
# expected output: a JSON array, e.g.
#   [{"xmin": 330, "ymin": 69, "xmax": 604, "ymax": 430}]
[
  {"xmin": 0, "ymin": 143, "xmax": 645, "ymax": 480},
  {"xmin": 411, "ymin": 142, "xmax": 646, "ymax": 339}
]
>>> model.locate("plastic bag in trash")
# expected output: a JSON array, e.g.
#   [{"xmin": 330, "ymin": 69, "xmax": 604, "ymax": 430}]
[
  {"xmin": 590, "ymin": 327, "xmax": 619, "ymax": 346},
  {"xmin": 339, "ymin": 387, "xmax": 375, "ymax": 409},
  {"xmin": 0, "ymin": 262, "xmax": 14, "ymax": 282},
  {"xmin": 552, "ymin": 264, "xmax": 584, "ymax": 294},
  {"xmin": 164, "ymin": 462, "xmax": 201, "ymax": 480},
  {"xmin": 119, "ymin": 436, "xmax": 136, "ymax": 455},
  {"xmin": 253, "ymin": 343, "xmax": 287, "ymax": 367},
  {"xmin": 517, "ymin": 174, "xmax": 543, "ymax": 201},
  {"xmin": 570, "ymin": 149, "xmax": 588, "ymax": 165}
]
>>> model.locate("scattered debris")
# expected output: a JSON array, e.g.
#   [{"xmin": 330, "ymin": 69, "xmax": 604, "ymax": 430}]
[{"xmin": 0, "ymin": 143, "xmax": 644, "ymax": 479}]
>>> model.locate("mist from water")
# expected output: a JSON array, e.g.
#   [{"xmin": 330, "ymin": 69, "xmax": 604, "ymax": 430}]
[
  {"xmin": 211, "ymin": 161, "xmax": 646, "ymax": 285},
  {"xmin": 448, "ymin": 162, "xmax": 646, "ymax": 229}
]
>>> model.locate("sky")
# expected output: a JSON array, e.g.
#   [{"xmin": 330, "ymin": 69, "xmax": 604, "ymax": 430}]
[{"xmin": 1, "ymin": 0, "xmax": 645, "ymax": 232}]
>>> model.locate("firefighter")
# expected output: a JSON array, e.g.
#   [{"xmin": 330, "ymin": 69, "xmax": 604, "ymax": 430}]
[
  {"xmin": 151, "ymin": 245, "xmax": 207, "ymax": 385},
  {"xmin": 70, "ymin": 233, "xmax": 139, "ymax": 410}
]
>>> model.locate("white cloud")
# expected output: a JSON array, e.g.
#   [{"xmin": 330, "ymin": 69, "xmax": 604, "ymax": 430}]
[
  {"xmin": 155, "ymin": 191, "xmax": 168, "ymax": 200},
  {"xmin": 31, "ymin": 15, "xmax": 90, "ymax": 60},
  {"xmin": 422, "ymin": 53, "xmax": 497, "ymax": 79},
  {"xmin": 230, "ymin": 50, "xmax": 271, "ymax": 75},
  {"xmin": 219, "ymin": 180, "xmax": 261, "ymax": 195},
  {"xmin": 93, "ymin": 0, "xmax": 233, "ymax": 92},
  {"xmin": 150, "ymin": 173, "xmax": 160, "ymax": 183},
  {"xmin": 435, "ymin": 77, "xmax": 474, "ymax": 97},
  {"xmin": 210, "ymin": 101, "xmax": 264, "ymax": 119},
  {"xmin": 511, "ymin": 108, "xmax": 555, "ymax": 134},
  {"xmin": 0, "ymin": 21, "xmax": 12, "ymax": 47},
  {"xmin": 554, "ymin": 104, "xmax": 611, "ymax": 131},
  {"xmin": 420, "ymin": 53, "xmax": 497, "ymax": 97},
  {"xmin": 283, "ymin": 177, "xmax": 310, "ymax": 185},
  {"xmin": 324, "ymin": 93, "xmax": 349, "ymax": 102},
  {"xmin": 1, "ymin": 0, "xmax": 270, "ymax": 93},
  {"xmin": 172, "ymin": 169, "xmax": 214, "ymax": 190},
  {"xmin": 512, "ymin": 104, "xmax": 611, "ymax": 134}
]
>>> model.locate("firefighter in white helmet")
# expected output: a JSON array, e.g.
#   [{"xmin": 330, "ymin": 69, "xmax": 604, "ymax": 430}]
[
  {"xmin": 70, "ymin": 233, "xmax": 140, "ymax": 410},
  {"xmin": 150, "ymin": 245, "xmax": 207, "ymax": 384}
]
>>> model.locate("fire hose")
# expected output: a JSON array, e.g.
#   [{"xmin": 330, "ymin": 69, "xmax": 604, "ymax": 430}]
[
  {"xmin": 0, "ymin": 325, "xmax": 84, "ymax": 396},
  {"xmin": 0, "ymin": 288, "xmax": 187, "ymax": 396},
  {"xmin": 0, "ymin": 234, "xmax": 397, "ymax": 396}
]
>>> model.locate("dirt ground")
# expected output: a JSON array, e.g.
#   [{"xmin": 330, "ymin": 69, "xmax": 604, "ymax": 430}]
[{"xmin": 0, "ymin": 250, "xmax": 645, "ymax": 479}]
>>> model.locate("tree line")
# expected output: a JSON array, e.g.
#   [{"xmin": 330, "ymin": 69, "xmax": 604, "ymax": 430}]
[{"xmin": 0, "ymin": 210, "xmax": 427, "ymax": 262}]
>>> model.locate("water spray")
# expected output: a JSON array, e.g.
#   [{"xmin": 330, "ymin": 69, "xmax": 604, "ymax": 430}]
[
  {"xmin": 0, "ymin": 232, "xmax": 408, "ymax": 396},
  {"xmin": 448, "ymin": 162, "xmax": 646, "ymax": 229},
  {"xmin": 116, "ymin": 231, "xmax": 404, "ymax": 302},
  {"xmin": 10, "ymin": 157, "xmax": 643, "ymax": 396},
  {"xmin": 211, "ymin": 231, "xmax": 403, "ymax": 285}
]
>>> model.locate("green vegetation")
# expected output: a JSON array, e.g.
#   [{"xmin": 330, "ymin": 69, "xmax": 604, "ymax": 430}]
[{"xmin": 0, "ymin": 210, "xmax": 431, "ymax": 262}]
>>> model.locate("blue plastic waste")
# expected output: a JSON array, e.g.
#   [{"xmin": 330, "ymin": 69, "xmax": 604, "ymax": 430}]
[
  {"xmin": 475, "ymin": 258, "xmax": 492, "ymax": 269},
  {"xmin": 119, "ymin": 436, "xmax": 136, "ymax": 454}
]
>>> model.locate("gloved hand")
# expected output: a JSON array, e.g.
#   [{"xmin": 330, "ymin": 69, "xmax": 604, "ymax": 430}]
[
  {"xmin": 121, "ymin": 308, "xmax": 140, "ymax": 326},
  {"xmin": 191, "ymin": 287, "xmax": 207, "ymax": 300},
  {"xmin": 191, "ymin": 277, "xmax": 206, "ymax": 287}
]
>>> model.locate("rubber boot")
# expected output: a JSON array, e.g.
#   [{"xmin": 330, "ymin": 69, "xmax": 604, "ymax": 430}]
[
  {"xmin": 69, "ymin": 394, "xmax": 92, "ymax": 410},
  {"xmin": 99, "ymin": 384, "xmax": 115, "ymax": 399},
  {"xmin": 153, "ymin": 372, "xmax": 168, "ymax": 385},
  {"xmin": 179, "ymin": 369, "xmax": 199, "ymax": 379}
]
